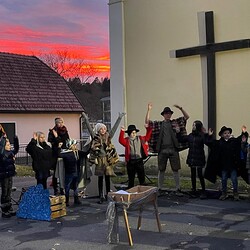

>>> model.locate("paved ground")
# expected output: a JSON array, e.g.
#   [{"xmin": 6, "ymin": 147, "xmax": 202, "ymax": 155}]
[{"xmin": 0, "ymin": 176, "xmax": 249, "ymax": 250}]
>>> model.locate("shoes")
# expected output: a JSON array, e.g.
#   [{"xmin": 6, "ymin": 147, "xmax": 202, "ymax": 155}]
[
  {"xmin": 174, "ymin": 189, "xmax": 183, "ymax": 197},
  {"xmin": 158, "ymin": 189, "xmax": 166, "ymax": 197},
  {"xmin": 200, "ymin": 191, "xmax": 207, "ymax": 200},
  {"xmin": 233, "ymin": 192, "xmax": 240, "ymax": 201},
  {"xmin": 74, "ymin": 196, "xmax": 82, "ymax": 205},
  {"xmin": 219, "ymin": 192, "xmax": 228, "ymax": 201},
  {"xmin": 60, "ymin": 188, "xmax": 65, "ymax": 195},
  {"xmin": 2, "ymin": 212, "xmax": 11, "ymax": 218},
  {"xmin": 8, "ymin": 207, "xmax": 16, "ymax": 216},
  {"xmin": 97, "ymin": 197, "xmax": 105, "ymax": 204}
]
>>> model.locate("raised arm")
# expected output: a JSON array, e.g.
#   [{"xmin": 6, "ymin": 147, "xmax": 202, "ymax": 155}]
[
  {"xmin": 145, "ymin": 102, "xmax": 152, "ymax": 124},
  {"xmin": 109, "ymin": 112, "xmax": 126, "ymax": 138},
  {"xmin": 174, "ymin": 104, "xmax": 189, "ymax": 120},
  {"xmin": 82, "ymin": 112, "xmax": 95, "ymax": 138}
]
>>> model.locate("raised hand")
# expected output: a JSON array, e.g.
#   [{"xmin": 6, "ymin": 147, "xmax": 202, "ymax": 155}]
[{"xmin": 119, "ymin": 112, "xmax": 126, "ymax": 118}]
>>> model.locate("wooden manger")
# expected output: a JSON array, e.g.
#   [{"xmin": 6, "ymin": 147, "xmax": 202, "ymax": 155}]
[{"xmin": 108, "ymin": 185, "xmax": 162, "ymax": 246}]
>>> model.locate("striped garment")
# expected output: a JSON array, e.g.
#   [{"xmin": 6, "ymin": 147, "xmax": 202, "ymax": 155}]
[{"xmin": 149, "ymin": 116, "xmax": 188, "ymax": 152}]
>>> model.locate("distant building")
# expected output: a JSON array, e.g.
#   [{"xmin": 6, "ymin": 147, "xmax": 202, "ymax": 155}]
[
  {"xmin": 100, "ymin": 96, "xmax": 111, "ymax": 131},
  {"xmin": 0, "ymin": 52, "xmax": 84, "ymax": 145}
]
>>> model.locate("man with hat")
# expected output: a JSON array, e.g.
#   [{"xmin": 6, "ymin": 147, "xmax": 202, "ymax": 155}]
[
  {"xmin": 119, "ymin": 124, "xmax": 152, "ymax": 189},
  {"xmin": 145, "ymin": 103, "xmax": 189, "ymax": 196}
]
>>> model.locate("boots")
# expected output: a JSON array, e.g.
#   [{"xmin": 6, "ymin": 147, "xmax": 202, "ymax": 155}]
[
  {"xmin": 233, "ymin": 192, "xmax": 240, "ymax": 201},
  {"xmin": 97, "ymin": 196, "xmax": 105, "ymax": 204},
  {"xmin": 74, "ymin": 196, "xmax": 82, "ymax": 205},
  {"xmin": 65, "ymin": 196, "xmax": 70, "ymax": 207},
  {"xmin": 219, "ymin": 192, "xmax": 228, "ymax": 200}
]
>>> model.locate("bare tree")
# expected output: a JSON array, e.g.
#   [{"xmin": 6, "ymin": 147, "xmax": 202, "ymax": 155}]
[{"xmin": 38, "ymin": 49, "xmax": 98, "ymax": 83}]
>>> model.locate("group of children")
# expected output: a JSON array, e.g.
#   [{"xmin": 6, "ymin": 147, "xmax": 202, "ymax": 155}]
[{"xmin": 0, "ymin": 107, "xmax": 249, "ymax": 217}]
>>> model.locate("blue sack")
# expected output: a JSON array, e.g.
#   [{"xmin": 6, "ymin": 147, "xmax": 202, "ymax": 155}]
[{"xmin": 16, "ymin": 184, "xmax": 51, "ymax": 221}]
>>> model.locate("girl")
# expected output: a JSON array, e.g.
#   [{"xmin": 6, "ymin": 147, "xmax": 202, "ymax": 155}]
[
  {"xmin": 180, "ymin": 120, "xmax": 213, "ymax": 199},
  {"xmin": 0, "ymin": 136, "xmax": 19, "ymax": 218},
  {"xmin": 26, "ymin": 132, "xmax": 53, "ymax": 189},
  {"xmin": 83, "ymin": 112, "xmax": 125, "ymax": 204}
]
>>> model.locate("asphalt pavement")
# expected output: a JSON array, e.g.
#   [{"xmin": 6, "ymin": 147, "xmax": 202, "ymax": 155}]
[{"xmin": 0, "ymin": 176, "xmax": 249, "ymax": 250}]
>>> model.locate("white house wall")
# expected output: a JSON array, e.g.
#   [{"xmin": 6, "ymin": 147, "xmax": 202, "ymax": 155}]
[{"xmin": 0, "ymin": 113, "xmax": 81, "ymax": 145}]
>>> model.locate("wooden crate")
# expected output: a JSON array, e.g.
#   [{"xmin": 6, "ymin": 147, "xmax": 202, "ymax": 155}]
[
  {"xmin": 108, "ymin": 185, "xmax": 157, "ymax": 203},
  {"xmin": 50, "ymin": 195, "xmax": 67, "ymax": 219}
]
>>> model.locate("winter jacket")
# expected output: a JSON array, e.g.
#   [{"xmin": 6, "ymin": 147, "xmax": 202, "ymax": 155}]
[
  {"xmin": 180, "ymin": 132, "xmax": 213, "ymax": 167},
  {"xmin": 26, "ymin": 139, "xmax": 53, "ymax": 175},
  {"xmin": 0, "ymin": 136, "xmax": 19, "ymax": 179},
  {"xmin": 119, "ymin": 126, "xmax": 152, "ymax": 162},
  {"xmin": 204, "ymin": 137, "xmax": 241, "ymax": 183},
  {"xmin": 59, "ymin": 150, "xmax": 88, "ymax": 176}
]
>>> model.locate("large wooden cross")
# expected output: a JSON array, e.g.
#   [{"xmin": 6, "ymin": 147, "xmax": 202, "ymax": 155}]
[{"xmin": 170, "ymin": 11, "xmax": 250, "ymax": 135}]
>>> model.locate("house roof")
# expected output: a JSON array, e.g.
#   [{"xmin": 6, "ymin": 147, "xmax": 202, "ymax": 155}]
[{"xmin": 0, "ymin": 52, "xmax": 84, "ymax": 113}]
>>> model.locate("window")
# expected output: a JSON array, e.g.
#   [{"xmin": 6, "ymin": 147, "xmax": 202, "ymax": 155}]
[{"xmin": 1, "ymin": 122, "xmax": 16, "ymax": 144}]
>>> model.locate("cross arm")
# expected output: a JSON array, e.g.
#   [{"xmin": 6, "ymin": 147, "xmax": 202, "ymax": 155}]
[{"xmin": 170, "ymin": 39, "xmax": 250, "ymax": 58}]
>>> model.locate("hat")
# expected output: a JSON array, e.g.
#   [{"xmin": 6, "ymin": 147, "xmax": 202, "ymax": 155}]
[
  {"xmin": 161, "ymin": 107, "xmax": 174, "ymax": 116},
  {"xmin": 66, "ymin": 139, "xmax": 77, "ymax": 149},
  {"xmin": 218, "ymin": 126, "xmax": 232, "ymax": 136},
  {"xmin": 125, "ymin": 125, "xmax": 139, "ymax": 134},
  {"xmin": 94, "ymin": 123, "xmax": 107, "ymax": 133}
]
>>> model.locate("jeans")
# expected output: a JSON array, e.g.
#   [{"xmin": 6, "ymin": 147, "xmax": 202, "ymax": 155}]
[
  {"xmin": 221, "ymin": 169, "xmax": 238, "ymax": 193},
  {"xmin": 65, "ymin": 174, "xmax": 78, "ymax": 197}
]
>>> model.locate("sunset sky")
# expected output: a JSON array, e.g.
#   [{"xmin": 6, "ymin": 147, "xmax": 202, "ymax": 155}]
[{"xmin": 0, "ymin": 0, "xmax": 110, "ymax": 80}]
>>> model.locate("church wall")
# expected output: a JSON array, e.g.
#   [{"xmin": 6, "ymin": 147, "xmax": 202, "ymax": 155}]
[{"xmin": 110, "ymin": 0, "xmax": 250, "ymax": 142}]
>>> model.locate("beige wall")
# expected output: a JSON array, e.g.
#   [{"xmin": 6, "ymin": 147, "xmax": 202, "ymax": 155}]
[
  {"xmin": 109, "ymin": 0, "xmax": 250, "ymax": 153},
  {"xmin": 0, "ymin": 113, "xmax": 81, "ymax": 145}
]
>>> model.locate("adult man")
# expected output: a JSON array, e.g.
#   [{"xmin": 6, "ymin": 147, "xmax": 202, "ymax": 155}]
[{"xmin": 145, "ymin": 103, "xmax": 189, "ymax": 195}]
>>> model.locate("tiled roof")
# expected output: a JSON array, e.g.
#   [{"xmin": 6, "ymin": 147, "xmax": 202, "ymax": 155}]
[{"xmin": 0, "ymin": 52, "xmax": 84, "ymax": 112}]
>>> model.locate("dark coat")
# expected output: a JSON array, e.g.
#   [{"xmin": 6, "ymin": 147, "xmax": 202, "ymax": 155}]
[
  {"xmin": 204, "ymin": 137, "xmax": 241, "ymax": 183},
  {"xmin": 26, "ymin": 139, "xmax": 53, "ymax": 177},
  {"xmin": 0, "ymin": 136, "xmax": 19, "ymax": 179},
  {"xmin": 59, "ymin": 150, "xmax": 88, "ymax": 176},
  {"xmin": 181, "ymin": 133, "xmax": 212, "ymax": 167},
  {"xmin": 48, "ymin": 126, "xmax": 70, "ymax": 150}
]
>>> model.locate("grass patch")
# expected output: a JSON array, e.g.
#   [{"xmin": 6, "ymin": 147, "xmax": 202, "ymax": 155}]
[{"xmin": 16, "ymin": 165, "xmax": 35, "ymax": 177}]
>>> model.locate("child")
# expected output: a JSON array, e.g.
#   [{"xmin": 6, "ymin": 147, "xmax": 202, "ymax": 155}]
[
  {"xmin": 26, "ymin": 132, "xmax": 53, "ymax": 189},
  {"xmin": 217, "ymin": 126, "xmax": 242, "ymax": 201},
  {"xmin": 58, "ymin": 139, "xmax": 88, "ymax": 206},
  {"xmin": 82, "ymin": 112, "xmax": 125, "ymax": 204},
  {"xmin": 0, "ymin": 136, "xmax": 19, "ymax": 218},
  {"xmin": 119, "ymin": 124, "xmax": 152, "ymax": 189},
  {"xmin": 179, "ymin": 120, "xmax": 213, "ymax": 199}
]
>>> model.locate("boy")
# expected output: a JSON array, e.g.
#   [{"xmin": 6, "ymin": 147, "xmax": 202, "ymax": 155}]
[
  {"xmin": 119, "ymin": 124, "xmax": 152, "ymax": 189},
  {"xmin": 217, "ymin": 126, "xmax": 241, "ymax": 201}
]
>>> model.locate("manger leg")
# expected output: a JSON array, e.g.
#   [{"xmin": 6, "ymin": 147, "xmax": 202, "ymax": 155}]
[
  {"xmin": 123, "ymin": 207, "xmax": 133, "ymax": 246},
  {"xmin": 153, "ymin": 197, "xmax": 162, "ymax": 233},
  {"xmin": 137, "ymin": 206, "xmax": 143, "ymax": 230}
]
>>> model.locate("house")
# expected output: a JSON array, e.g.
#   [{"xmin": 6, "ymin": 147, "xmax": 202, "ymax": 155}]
[
  {"xmin": 0, "ymin": 52, "xmax": 84, "ymax": 145},
  {"xmin": 109, "ymin": 0, "xmax": 250, "ymax": 153}
]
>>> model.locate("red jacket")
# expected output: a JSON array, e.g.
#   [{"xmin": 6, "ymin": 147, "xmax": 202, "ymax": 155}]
[{"xmin": 119, "ymin": 126, "xmax": 152, "ymax": 162}]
